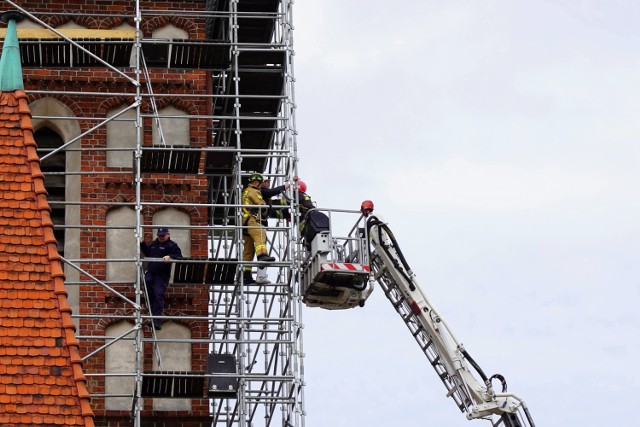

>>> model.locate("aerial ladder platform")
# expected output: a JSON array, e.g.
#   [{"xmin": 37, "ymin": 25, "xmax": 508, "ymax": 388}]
[{"xmin": 299, "ymin": 203, "xmax": 535, "ymax": 426}]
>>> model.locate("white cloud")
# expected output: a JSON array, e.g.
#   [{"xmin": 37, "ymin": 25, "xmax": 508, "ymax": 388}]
[{"xmin": 386, "ymin": 158, "xmax": 608, "ymax": 212}]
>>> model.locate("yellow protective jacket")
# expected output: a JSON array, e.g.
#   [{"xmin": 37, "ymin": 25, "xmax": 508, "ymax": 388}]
[{"xmin": 242, "ymin": 183, "xmax": 269, "ymax": 223}]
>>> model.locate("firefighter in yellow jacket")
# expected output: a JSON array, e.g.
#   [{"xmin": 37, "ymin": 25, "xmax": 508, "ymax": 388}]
[{"xmin": 242, "ymin": 172, "xmax": 276, "ymax": 284}]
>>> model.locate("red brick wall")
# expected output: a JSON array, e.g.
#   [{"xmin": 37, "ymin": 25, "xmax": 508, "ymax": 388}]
[{"xmin": 15, "ymin": 0, "xmax": 213, "ymax": 423}]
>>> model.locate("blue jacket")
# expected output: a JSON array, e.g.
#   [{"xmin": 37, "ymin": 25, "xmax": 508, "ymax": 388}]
[
  {"xmin": 261, "ymin": 185, "xmax": 286, "ymax": 200},
  {"xmin": 261, "ymin": 185, "xmax": 287, "ymax": 223},
  {"xmin": 140, "ymin": 238, "xmax": 182, "ymax": 276}
]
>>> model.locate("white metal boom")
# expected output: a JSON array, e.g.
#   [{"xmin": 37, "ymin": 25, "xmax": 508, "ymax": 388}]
[{"xmin": 366, "ymin": 214, "xmax": 535, "ymax": 427}]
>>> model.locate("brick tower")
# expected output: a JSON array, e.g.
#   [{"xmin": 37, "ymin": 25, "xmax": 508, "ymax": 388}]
[{"xmin": 3, "ymin": 1, "xmax": 302, "ymax": 426}]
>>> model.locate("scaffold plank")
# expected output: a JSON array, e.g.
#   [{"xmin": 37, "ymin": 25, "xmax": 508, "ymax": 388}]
[
  {"xmin": 17, "ymin": 38, "xmax": 133, "ymax": 68},
  {"xmin": 238, "ymin": 49, "xmax": 286, "ymax": 68},
  {"xmin": 170, "ymin": 39, "xmax": 230, "ymax": 69},
  {"xmin": 13, "ymin": 37, "xmax": 232, "ymax": 70},
  {"xmin": 205, "ymin": 259, "xmax": 237, "ymax": 284},
  {"xmin": 139, "ymin": 146, "xmax": 201, "ymax": 174},
  {"xmin": 141, "ymin": 371, "xmax": 206, "ymax": 398},
  {"xmin": 172, "ymin": 258, "xmax": 207, "ymax": 284}
]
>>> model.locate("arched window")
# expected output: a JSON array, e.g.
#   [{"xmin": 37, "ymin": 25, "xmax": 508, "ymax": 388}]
[
  {"xmin": 30, "ymin": 97, "xmax": 82, "ymax": 324},
  {"xmin": 56, "ymin": 21, "xmax": 87, "ymax": 30},
  {"xmin": 34, "ymin": 127, "xmax": 66, "ymax": 256},
  {"xmin": 153, "ymin": 323, "xmax": 192, "ymax": 411},
  {"xmin": 105, "ymin": 321, "xmax": 137, "ymax": 410},
  {"xmin": 152, "ymin": 24, "xmax": 188, "ymax": 40},
  {"xmin": 106, "ymin": 105, "xmax": 137, "ymax": 168},
  {"xmin": 152, "ymin": 105, "xmax": 190, "ymax": 147},
  {"xmin": 16, "ymin": 19, "xmax": 41, "ymax": 29},
  {"xmin": 106, "ymin": 207, "xmax": 137, "ymax": 284}
]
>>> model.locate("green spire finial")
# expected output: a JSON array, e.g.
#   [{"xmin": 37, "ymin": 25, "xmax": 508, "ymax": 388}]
[{"xmin": 0, "ymin": 11, "xmax": 25, "ymax": 91}]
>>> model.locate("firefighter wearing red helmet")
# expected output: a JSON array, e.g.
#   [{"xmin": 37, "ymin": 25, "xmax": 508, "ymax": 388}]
[
  {"xmin": 275, "ymin": 177, "xmax": 314, "ymax": 222},
  {"xmin": 296, "ymin": 180, "xmax": 313, "ymax": 217},
  {"xmin": 360, "ymin": 200, "xmax": 374, "ymax": 217}
]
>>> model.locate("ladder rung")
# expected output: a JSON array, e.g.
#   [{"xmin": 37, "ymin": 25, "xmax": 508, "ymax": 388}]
[
  {"xmin": 401, "ymin": 312, "xmax": 414, "ymax": 322},
  {"xmin": 392, "ymin": 298, "xmax": 406, "ymax": 309},
  {"xmin": 430, "ymin": 354, "xmax": 441, "ymax": 367}
]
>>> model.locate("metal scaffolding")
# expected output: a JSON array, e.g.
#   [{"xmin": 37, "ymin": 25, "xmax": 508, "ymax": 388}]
[{"xmin": 4, "ymin": 0, "xmax": 304, "ymax": 425}]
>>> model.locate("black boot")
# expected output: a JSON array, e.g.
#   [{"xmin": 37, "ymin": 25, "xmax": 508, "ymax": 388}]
[
  {"xmin": 257, "ymin": 254, "xmax": 276, "ymax": 263},
  {"xmin": 243, "ymin": 271, "xmax": 256, "ymax": 284}
]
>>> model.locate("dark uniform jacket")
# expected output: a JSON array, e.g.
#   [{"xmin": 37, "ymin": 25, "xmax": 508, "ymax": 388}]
[
  {"xmin": 261, "ymin": 185, "xmax": 287, "ymax": 223},
  {"xmin": 297, "ymin": 191, "xmax": 314, "ymax": 219},
  {"xmin": 140, "ymin": 238, "xmax": 182, "ymax": 276},
  {"xmin": 281, "ymin": 191, "xmax": 314, "ymax": 221}
]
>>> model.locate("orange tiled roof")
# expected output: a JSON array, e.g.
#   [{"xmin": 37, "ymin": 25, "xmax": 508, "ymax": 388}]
[{"xmin": 0, "ymin": 90, "xmax": 95, "ymax": 426}]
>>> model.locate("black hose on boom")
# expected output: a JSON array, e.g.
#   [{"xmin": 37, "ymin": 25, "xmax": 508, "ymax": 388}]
[
  {"xmin": 367, "ymin": 216, "xmax": 412, "ymax": 273},
  {"xmin": 461, "ymin": 327, "xmax": 510, "ymax": 392},
  {"xmin": 366, "ymin": 216, "xmax": 415, "ymax": 291},
  {"xmin": 461, "ymin": 349, "xmax": 489, "ymax": 384},
  {"xmin": 489, "ymin": 373, "xmax": 508, "ymax": 393}
]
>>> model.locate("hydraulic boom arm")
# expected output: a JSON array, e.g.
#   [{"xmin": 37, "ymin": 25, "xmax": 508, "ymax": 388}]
[{"xmin": 366, "ymin": 215, "xmax": 535, "ymax": 427}]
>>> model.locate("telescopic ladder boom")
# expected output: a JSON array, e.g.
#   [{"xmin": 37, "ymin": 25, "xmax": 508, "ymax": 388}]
[{"xmin": 366, "ymin": 215, "xmax": 535, "ymax": 427}]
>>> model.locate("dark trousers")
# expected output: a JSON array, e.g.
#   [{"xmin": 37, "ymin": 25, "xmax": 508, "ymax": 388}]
[{"xmin": 145, "ymin": 271, "xmax": 169, "ymax": 326}]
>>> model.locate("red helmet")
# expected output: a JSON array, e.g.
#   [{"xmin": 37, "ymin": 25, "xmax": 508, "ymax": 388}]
[
  {"xmin": 360, "ymin": 200, "xmax": 374, "ymax": 215},
  {"xmin": 298, "ymin": 180, "xmax": 307, "ymax": 193}
]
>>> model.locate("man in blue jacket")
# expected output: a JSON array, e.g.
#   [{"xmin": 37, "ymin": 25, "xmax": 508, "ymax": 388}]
[{"xmin": 140, "ymin": 227, "xmax": 183, "ymax": 330}]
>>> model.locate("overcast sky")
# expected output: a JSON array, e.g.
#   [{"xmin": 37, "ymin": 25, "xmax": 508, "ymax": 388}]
[{"xmin": 291, "ymin": 2, "xmax": 639, "ymax": 426}]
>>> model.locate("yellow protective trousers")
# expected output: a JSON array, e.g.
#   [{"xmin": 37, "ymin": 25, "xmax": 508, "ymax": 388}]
[{"xmin": 243, "ymin": 216, "xmax": 268, "ymax": 271}]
